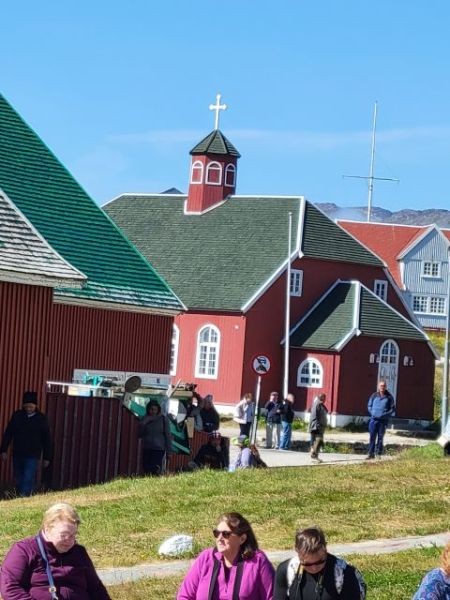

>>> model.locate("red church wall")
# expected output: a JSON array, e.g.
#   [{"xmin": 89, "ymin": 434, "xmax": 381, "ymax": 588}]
[
  {"xmin": 298, "ymin": 257, "xmax": 408, "ymax": 317},
  {"xmin": 49, "ymin": 304, "xmax": 173, "ymax": 382},
  {"xmin": 173, "ymin": 311, "xmax": 246, "ymax": 404},
  {"xmin": 287, "ymin": 349, "xmax": 339, "ymax": 412},
  {"xmin": 337, "ymin": 337, "xmax": 435, "ymax": 420}
]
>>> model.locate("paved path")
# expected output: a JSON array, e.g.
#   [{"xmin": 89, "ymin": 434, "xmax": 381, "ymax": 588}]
[
  {"xmin": 98, "ymin": 531, "xmax": 450, "ymax": 585},
  {"xmin": 224, "ymin": 424, "xmax": 432, "ymax": 468}
]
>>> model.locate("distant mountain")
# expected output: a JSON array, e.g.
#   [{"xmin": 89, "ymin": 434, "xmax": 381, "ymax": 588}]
[{"xmin": 316, "ymin": 203, "xmax": 450, "ymax": 228}]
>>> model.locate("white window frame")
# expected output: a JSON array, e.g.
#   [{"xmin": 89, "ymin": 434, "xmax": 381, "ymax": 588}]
[
  {"xmin": 290, "ymin": 269, "xmax": 303, "ymax": 297},
  {"xmin": 224, "ymin": 163, "xmax": 236, "ymax": 187},
  {"xmin": 195, "ymin": 325, "xmax": 220, "ymax": 379},
  {"xmin": 169, "ymin": 324, "xmax": 180, "ymax": 376},
  {"xmin": 422, "ymin": 260, "xmax": 441, "ymax": 278},
  {"xmin": 413, "ymin": 294, "xmax": 446, "ymax": 314},
  {"xmin": 206, "ymin": 161, "xmax": 222, "ymax": 186},
  {"xmin": 190, "ymin": 160, "xmax": 204, "ymax": 184},
  {"xmin": 297, "ymin": 358, "xmax": 323, "ymax": 388},
  {"xmin": 429, "ymin": 297, "xmax": 446, "ymax": 314},
  {"xmin": 374, "ymin": 279, "xmax": 388, "ymax": 302}
]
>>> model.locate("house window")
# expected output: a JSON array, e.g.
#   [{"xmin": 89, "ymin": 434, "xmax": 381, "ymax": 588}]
[
  {"xmin": 413, "ymin": 295, "xmax": 446, "ymax": 314},
  {"xmin": 290, "ymin": 269, "xmax": 303, "ymax": 297},
  {"xmin": 374, "ymin": 279, "xmax": 388, "ymax": 301},
  {"xmin": 195, "ymin": 325, "xmax": 220, "ymax": 378},
  {"xmin": 430, "ymin": 297, "xmax": 446, "ymax": 314},
  {"xmin": 422, "ymin": 261, "xmax": 441, "ymax": 278},
  {"xmin": 413, "ymin": 295, "xmax": 428, "ymax": 313},
  {"xmin": 297, "ymin": 358, "xmax": 323, "ymax": 388},
  {"xmin": 206, "ymin": 162, "xmax": 222, "ymax": 185},
  {"xmin": 224, "ymin": 164, "xmax": 236, "ymax": 187},
  {"xmin": 190, "ymin": 160, "xmax": 203, "ymax": 184},
  {"xmin": 170, "ymin": 324, "xmax": 179, "ymax": 376}
]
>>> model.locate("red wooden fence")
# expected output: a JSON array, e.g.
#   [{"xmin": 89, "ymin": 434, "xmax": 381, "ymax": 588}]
[{"xmin": 45, "ymin": 393, "xmax": 226, "ymax": 489}]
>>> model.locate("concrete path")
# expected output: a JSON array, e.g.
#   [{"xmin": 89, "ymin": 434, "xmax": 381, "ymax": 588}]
[{"xmin": 98, "ymin": 531, "xmax": 450, "ymax": 586}]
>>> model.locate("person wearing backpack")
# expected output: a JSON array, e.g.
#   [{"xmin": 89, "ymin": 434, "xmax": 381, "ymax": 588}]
[{"xmin": 274, "ymin": 526, "xmax": 366, "ymax": 600}]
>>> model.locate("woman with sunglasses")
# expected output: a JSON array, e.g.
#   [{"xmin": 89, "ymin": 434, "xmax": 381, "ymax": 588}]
[
  {"xmin": 274, "ymin": 527, "xmax": 366, "ymax": 600},
  {"xmin": 177, "ymin": 512, "xmax": 274, "ymax": 600}
]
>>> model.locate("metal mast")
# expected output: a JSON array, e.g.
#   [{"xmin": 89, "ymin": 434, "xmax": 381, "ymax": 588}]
[{"xmin": 343, "ymin": 102, "xmax": 399, "ymax": 222}]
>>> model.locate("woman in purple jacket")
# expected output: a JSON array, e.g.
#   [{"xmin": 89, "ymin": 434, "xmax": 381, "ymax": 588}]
[
  {"xmin": 0, "ymin": 502, "xmax": 111, "ymax": 600},
  {"xmin": 177, "ymin": 512, "xmax": 274, "ymax": 600}
]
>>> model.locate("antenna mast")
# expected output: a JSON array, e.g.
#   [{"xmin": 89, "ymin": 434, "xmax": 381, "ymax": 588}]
[{"xmin": 343, "ymin": 102, "xmax": 399, "ymax": 222}]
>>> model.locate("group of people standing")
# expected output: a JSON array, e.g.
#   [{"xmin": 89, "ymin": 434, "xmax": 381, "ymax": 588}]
[{"xmin": 233, "ymin": 391, "xmax": 296, "ymax": 450}]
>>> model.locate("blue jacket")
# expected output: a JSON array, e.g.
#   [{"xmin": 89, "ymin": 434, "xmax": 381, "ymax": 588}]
[{"xmin": 368, "ymin": 392, "xmax": 395, "ymax": 422}]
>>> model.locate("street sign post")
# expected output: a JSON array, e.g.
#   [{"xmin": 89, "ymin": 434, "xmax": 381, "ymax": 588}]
[{"xmin": 250, "ymin": 355, "xmax": 271, "ymax": 444}]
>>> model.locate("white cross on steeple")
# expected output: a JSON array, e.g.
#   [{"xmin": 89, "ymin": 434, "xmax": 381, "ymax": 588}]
[{"xmin": 209, "ymin": 93, "xmax": 227, "ymax": 130}]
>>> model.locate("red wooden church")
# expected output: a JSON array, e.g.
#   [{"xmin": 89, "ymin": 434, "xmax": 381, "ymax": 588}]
[{"xmin": 105, "ymin": 98, "xmax": 436, "ymax": 425}]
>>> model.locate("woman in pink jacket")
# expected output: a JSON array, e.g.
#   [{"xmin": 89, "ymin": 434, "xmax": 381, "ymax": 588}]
[{"xmin": 177, "ymin": 512, "xmax": 274, "ymax": 600}]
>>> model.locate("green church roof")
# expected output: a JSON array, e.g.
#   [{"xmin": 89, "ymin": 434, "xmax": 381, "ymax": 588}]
[
  {"xmin": 0, "ymin": 94, "xmax": 182, "ymax": 313},
  {"xmin": 104, "ymin": 194, "xmax": 384, "ymax": 311},
  {"xmin": 190, "ymin": 130, "xmax": 241, "ymax": 157},
  {"xmin": 290, "ymin": 281, "xmax": 427, "ymax": 349}
]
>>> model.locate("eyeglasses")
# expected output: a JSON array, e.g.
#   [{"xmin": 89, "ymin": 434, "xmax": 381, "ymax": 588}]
[
  {"xmin": 300, "ymin": 557, "xmax": 327, "ymax": 567},
  {"xmin": 213, "ymin": 529, "xmax": 236, "ymax": 539}
]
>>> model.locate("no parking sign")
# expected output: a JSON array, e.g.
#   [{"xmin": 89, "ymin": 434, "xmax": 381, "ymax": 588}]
[{"xmin": 252, "ymin": 355, "xmax": 271, "ymax": 376}]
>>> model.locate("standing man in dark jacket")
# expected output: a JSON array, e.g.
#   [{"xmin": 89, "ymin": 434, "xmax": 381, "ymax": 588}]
[
  {"xmin": 0, "ymin": 391, "xmax": 52, "ymax": 496},
  {"xmin": 367, "ymin": 380, "xmax": 395, "ymax": 459},
  {"xmin": 265, "ymin": 391, "xmax": 283, "ymax": 449},
  {"xmin": 309, "ymin": 394, "xmax": 328, "ymax": 462},
  {"xmin": 280, "ymin": 393, "xmax": 295, "ymax": 450}
]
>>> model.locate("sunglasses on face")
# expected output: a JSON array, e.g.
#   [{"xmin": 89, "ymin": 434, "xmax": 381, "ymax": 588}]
[
  {"xmin": 300, "ymin": 557, "xmax": 327, "ymax": 567},
  {"xmin": 213, "ymin": 529, "xmax": 237, "ymax": 539}
]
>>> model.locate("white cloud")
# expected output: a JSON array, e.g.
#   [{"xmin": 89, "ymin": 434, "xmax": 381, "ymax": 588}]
[{"xmin": 107, "ymin": 125, "xmax": 450, "ymax": 151}]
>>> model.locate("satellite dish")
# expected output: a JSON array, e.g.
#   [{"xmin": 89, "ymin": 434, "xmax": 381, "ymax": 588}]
[
  {"xmin": 124, "ymin": 376, "xmax": 142, "ymax": 393},
  {"xmin": 168, "ymin": 398, "xmax": 187, "ymax": 424}
]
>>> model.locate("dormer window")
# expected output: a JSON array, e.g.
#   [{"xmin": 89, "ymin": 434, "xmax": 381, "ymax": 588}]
[
  {"xmin": 206, "ymin": 161, "xmax": 222, "ymax": 185},
  {"xmin": 422, "ymin": 261, "xmax": 441, "ymax": 278},
  {"xmin": 190, "ymin": 160, "xmax": 204, "ymax": 184},
  {"xmin": 224, "ymin": 164, "xmax": 236, "ymax": 187}
]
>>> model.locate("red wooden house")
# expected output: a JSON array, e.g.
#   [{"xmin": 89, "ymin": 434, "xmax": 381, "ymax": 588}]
[
  {"xmin": 105, "ymin": 119, "xmax": 437, "ymax": 424},
  {"xmin": 0, "ymin": 93, "xmax": 183, "ymax": 485}
]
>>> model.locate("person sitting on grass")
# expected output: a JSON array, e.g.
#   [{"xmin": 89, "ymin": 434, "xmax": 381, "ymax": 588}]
[
  {"xmin": 230, "ymin": 435, "xmax": 256, "ymax": 470},
  {"xmin": 274, "ymin": 526, "xmax": 366, "ymax": 600},
  {"xmin": 192, "ymin": 431, "xmax": 229, "ymax": 470},
  {"xmin": 177, "ymin": 511, "xmax": 274, "ymax": 600},
  {"xmin": 0, "ymin": 502, "xmax": 111, "ymax": 600},
  {"xmin": 413, "ymin": 540, "xmax": 450, "ymax": 599}
]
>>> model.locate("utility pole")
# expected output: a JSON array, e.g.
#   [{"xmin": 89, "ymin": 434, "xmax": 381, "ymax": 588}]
[{"xmin": 343, "ymin": 102, "xmax": 399, "ymax": 222}]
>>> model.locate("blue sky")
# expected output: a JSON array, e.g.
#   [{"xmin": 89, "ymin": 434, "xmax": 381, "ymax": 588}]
[{"xmin": 2, "ymin": 1, "xmax": 450, "ymax": 212}]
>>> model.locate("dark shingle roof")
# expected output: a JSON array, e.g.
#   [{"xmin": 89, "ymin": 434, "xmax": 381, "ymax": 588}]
[
  {"xmin": 0, "ymin": 94, "xmax": 182, "ymax": 313},
  {"xmin": 290, "ymin": 281, "xmax": 426, "ymax": 349},
  {"xmin": 302, "ymin": 203, "xmax": 383, "ymax": 266},
  {"xmin": 190, "ymin": 130, "xmax": 241, "ymax": 157},
  {"xmin": 0, "ymin": 192, "xmax": 86, "ymax": 285},
  {"xmin": 105, "ymin": 194, "xmax": 384, "ymax": 311}
]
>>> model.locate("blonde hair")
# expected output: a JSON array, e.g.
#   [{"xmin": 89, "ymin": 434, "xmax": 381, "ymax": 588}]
[
  {"xmin": 442, "ymin": 541, "xmax": 450, "ymax": 576},
  {"xmin": 42, "ymin": 503, "xmax": 81, "ymax": 530}
]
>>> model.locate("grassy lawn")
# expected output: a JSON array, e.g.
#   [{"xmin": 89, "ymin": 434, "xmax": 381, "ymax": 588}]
[
  {"xmin": 106, "ymin": 546, "xmax": 443, "ymax": 599},
  {"xmin": 0, "ymin": 446, "xmax": 447, "ymax": 571}
]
